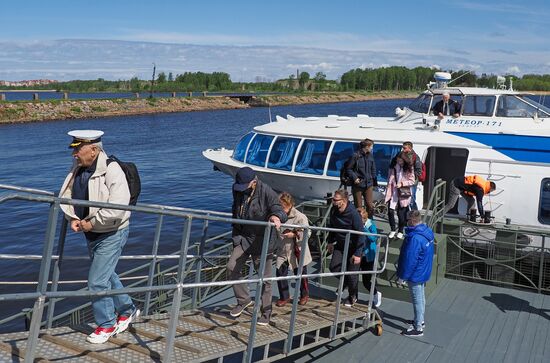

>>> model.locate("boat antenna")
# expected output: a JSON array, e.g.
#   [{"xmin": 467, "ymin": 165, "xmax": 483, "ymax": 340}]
[
  {"xmin": 268, "ymin": 105, "xmax": 272, "ymax": 122},
  {"xmin": 447, "ymin": 70, "xmax": 472, "ymax": 86}
]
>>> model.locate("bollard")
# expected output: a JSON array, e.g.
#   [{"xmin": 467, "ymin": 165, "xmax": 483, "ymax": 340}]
[
  {"xmin": 135, "ymin": 92, "xmax": 140, "ymax": 99},
  {"xmin": 33, "ymin": 93, "xmax": 39, "ymax": 101},
  {"xmin": 0, "ymin": 93, "xmax": 5, "ymax": 101},
  {"xmin": 63, "ymin": 92, "xmax": 69, "ymax": 100},
  {"xmin": 171, "ymin": 92, "xmax": 176, "ymax": 98}
]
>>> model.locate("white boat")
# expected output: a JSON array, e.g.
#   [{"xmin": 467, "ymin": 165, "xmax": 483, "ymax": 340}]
[{"xmin": 203, "ymin": 73, "xmax": 550, "ymax": 228}]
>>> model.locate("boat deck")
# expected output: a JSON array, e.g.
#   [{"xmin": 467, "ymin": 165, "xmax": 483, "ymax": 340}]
[{"xmin": 285, "ymin": 278, "xmax": 550, "ymax": 363}]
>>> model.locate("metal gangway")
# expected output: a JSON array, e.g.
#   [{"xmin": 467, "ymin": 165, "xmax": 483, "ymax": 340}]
[{"xmin": 0, "ymin": 184, "xmax": 389, "ymax": 362}]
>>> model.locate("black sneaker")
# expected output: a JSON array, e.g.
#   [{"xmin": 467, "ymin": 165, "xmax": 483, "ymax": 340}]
[
  {"xmin": 229, "ymin": 301, "xmax": 253, "ymax": 317},
  {"xmin": 344, "ymin": 296, "xmax": 357, "ymax": 307},
  {"xmin": 402, "ymin": 328, "xmax": 424, "ymax": 337},
  {"xmin": 406, "ymin": 320, "xmax": 425, "ymax": 331},
  {"xmin": 257, "ymin": 313, "xmax": 270, "ymax": 326}
]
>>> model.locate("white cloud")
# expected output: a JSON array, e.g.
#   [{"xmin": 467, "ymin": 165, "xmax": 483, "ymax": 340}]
[{"xmin": 506, "ymin": 66, "xmax": 521, "ymax": 74}]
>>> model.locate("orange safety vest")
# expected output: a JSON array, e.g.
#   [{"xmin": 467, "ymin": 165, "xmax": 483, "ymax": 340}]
[{"xmin": 463, "ymin": 175, "xmax": 492, "ymax": 196}]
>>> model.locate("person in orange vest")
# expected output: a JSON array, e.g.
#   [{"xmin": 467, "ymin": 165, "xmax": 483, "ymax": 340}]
[{"xmin": 443, "ymin": 175, "xmax": 496, "ymax": 220}]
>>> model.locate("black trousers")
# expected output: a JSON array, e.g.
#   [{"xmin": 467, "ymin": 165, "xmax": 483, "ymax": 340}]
[
  {"xmin": 388, "ymin": 203, "xmax": 410, "ymax": 233},
  {"xmin": 276, "ymin": 262, "xmax": 309, "ymax": 301},
  {"xmin": 329, "ymin": 248, "xmax": 360, "ymax": 298},
  {"xmin": 360, "ymin": 258, "xmax": 378, "ymax": 295}
]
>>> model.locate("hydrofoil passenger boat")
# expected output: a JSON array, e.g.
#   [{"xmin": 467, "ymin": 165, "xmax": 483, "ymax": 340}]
[{"xmin": 203, "ymin": 73, "xmax": 550, "ymax": 229}]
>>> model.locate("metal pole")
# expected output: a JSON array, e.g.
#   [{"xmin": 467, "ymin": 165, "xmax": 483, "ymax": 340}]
[
  {"xmin": 243, "ymin": 225, "xmax": 272, "ymax": 363},
  {"xmin": 331, "ymin": 232, "xmax": 350, "ymax": 339},
  {"xmin": 163, "ymin": 285, "xmax": 184, "ymax": 363},
  {"xmin": 163, "ymin": 216, "xmax": 192, "ymax": 362},
  {"xmin": 144, "ymin": 214, "xmax": 164, "ymax": 315},
  {"xmin": 46, "ymin": 217, "xmax": 68, "ymax": 328},
  {"xmin": 365, "ymin": 236, "xmax": 382, "ymax": 327},
  {"xmin": 192, "ymin": 215, "xmax": 209, "ymax": 309},
  {"xmin": 538, "ymin": 235, "xmax": 546, "ymax": 293},
  {"xmin": 24, "ymin": 201, "xmax": 60, "ymax": 363},
  {"xmin": 284, "ymin": 228, "xmax": 310, "ymax": 354}
]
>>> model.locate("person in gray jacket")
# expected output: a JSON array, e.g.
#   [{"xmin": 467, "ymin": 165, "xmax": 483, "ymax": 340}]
[
  {"xmin": 59, "ymin": 130, "xmax": 139, "ymax": 344},
  {"xmin": 227, "ymin": 167, "xmax": 287, "ymax": 326}
]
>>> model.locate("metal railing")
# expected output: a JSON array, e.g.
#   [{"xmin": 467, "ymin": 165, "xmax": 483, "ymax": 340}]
[
  {"xmin": 445, "ymin": 220, "xmax": 550, "ymax": 293},
  {"xmin": 0, "ymin": 184, "xmax": 389, "ymax": 363},
  {"xmin": 422, "ymin": 179, "xmax": 447, "ymax": 232}
]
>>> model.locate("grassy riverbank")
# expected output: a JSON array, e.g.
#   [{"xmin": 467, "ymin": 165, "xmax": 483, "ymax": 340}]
[{"xmin": 0, "ymin": 91, "xmax": 416, "ymax": 123}]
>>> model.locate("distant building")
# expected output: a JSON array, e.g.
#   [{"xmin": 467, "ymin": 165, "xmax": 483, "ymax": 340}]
[{"xmin": 0, "ymin": 79, "xmax": 57, "ymax": 87}]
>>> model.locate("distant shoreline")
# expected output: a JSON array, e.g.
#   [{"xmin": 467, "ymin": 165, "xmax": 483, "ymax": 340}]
[{"xmin": 0, "ymin": 92, "xmax": 418, "ymax": 124}]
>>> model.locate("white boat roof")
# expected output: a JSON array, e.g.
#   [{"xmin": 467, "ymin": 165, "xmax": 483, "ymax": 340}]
[{"xmin": 427, "ymin": 86, "xmax": 525, "ymax": 96}]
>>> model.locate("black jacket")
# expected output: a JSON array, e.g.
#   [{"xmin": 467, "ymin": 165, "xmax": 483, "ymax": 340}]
[
  {"xmin": 432, "ymin": 99, "xmax": 461, "ymax": 116},
  {"xmin": 232, "ymin": 180, "xmax": 288, "ymax": 255},
  {"xmin": 345, "ymin": 150, "xmax": 377, "ymax": 189},
  {"xmin": 328, "ymin": 202, "xmax": 365, "ymax": 257}
]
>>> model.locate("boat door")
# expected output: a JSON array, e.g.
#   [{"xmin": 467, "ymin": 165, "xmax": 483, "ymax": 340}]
[{"xmin": 423, "ymin": 147, "xmax": 469, "ymax": 208}]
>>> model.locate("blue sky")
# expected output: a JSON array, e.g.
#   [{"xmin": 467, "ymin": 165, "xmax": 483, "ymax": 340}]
[{"xmin": 1, "ymin": 0, "xmax": 549, "ymax": 81}]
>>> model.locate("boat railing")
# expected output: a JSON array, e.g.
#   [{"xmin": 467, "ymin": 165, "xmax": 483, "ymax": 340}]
[
  {"xmin": 422, "ymin": 179, "xmax": 447, "ymax": 232},
  {"xmin": 0, "ymin": 183, "xmax": 389, "ymax": 363}
]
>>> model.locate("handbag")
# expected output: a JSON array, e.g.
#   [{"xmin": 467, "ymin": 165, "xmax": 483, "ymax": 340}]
[
  {"xmin": 393, "ymin": 167, "xmax": 411, "ymax": 198},
  {"xmin": 398, "ymin": 187, "xmax": 412, "ymax": 198}
]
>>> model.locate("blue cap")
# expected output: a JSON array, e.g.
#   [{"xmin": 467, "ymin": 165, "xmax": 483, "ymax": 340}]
[{"xmin": 233, "ymin": 167, "xmax": 256, "ymax": 192}]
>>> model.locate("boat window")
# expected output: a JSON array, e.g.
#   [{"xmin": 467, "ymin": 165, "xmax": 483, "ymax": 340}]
[
  {"xmin": 462, "ymin": 96, "xmax": 496, "ymax": 117},
  {"xmin": 246, "ymin": 133, "xmax": 274, "ymax": 167},
  {"xmin": 523, "ymin": 96, "xmax": 550, "ymax": 117},
  {"xmin": 496, "ymin": 95, "xmax": 549, "ymax": 118},
  {"xmin": 233, "ymin": 132, "xmax": 255, "ymax": 162},
  {"xmin": 373, "ymin": 144, "xmax": 403, "ymax": 183},
  {"xmin": 267, "ymin": 137, "xmax": 301, "ymax": 171},
  {"xmin": 327, "ymin": 141, "xmax": 359, "ymax": 177},
  {"xmin": 408, "ymin": 94, "xmax": 432, "ymax": 113},
  {"xmin": 430, "ymin": 95, "xmax": 463, "ymax": 115},
  {"xmin": 295, "ymin": 139, "xmax": 331, "ymax": 175},
  {"xmin": 540, "ymin": 178, "xmax": 550, "ymax": 225}
]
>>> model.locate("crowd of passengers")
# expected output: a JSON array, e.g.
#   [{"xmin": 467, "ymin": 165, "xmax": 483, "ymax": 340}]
[{"xmin": 228, "ymin": 134, "xmax": 436, "ymax": 337}]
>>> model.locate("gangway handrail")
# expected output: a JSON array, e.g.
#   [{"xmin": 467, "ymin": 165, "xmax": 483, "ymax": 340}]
[{"xmin": 0, "ymin": 184, "xmax": 389, "ymax": 363}]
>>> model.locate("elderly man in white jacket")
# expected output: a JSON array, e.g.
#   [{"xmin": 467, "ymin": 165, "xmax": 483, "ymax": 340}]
[{"xmin": 59, "ymin": 130, "xmax": 139, "ymax": 344}]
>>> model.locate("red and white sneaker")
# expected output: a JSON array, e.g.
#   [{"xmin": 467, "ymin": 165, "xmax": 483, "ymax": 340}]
[
  {"xmin": 116, "ymin": 308, "xmax": 140, "ymax": 335},
  {"xmin": 86, "ymin": 325, "xmax": 118, "ymax": 344}
]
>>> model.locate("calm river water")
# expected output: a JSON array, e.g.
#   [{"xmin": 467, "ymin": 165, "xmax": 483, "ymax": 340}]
[{"xmin": 0, "ymin": 99, "xmax": 409, "ymax": 330}]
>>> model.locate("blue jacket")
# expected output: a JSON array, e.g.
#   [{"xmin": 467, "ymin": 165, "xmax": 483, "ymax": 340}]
[
  {"xmin": 397, "ymin": 223, "xmax": 435, "ymax": 283},
  {"xmin": 362, "ymin": 219, "xmax": 378, "ymax": 262}
]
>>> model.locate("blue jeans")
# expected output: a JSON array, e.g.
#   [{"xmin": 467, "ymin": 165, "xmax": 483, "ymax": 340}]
[
  {"xmin": 87, "ymin": 227, "xmax": 134, "ymax": 328},
  {"xmin": 410, "ymin": 184, "xmax": 418, "ymax": 210},
  {"xmin": 408, "ymin": 282, "xmax": 425, "ymax": 331}
]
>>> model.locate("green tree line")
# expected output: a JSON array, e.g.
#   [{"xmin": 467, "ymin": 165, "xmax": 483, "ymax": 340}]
[{"xmin": 3, "ymin": 68, "xmax": 550, "ymax": 93}]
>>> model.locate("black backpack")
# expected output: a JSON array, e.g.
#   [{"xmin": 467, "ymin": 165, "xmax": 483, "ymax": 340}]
[
  {"xmin": 107, "ymin": 155, "xmax": 141, "ymax": 206},
  {"xmin": 339, "ymin": 153, "xmax": 359, "ymax": 187}
]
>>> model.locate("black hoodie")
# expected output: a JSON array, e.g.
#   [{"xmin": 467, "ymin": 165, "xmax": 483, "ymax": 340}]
[{"xmin": 328, "ymin": 202, "xmax": 365, "ymax": 257}]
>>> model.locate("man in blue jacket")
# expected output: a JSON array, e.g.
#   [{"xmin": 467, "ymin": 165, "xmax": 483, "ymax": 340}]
[{"xmin": 396, "ymin": 210, "xmax": 435, "ymax": 337}]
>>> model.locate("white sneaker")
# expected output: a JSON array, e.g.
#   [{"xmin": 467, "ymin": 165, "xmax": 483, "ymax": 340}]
[
  {"xmin": 116, "ymin": 308, "xmax": 140, "ymax": 335},
  {"xmin": 87, "ymin": 325, "xmax": 118, "ymax": 344},
  {"xmin": 396, "ymin": 232, "xmax": 404, "ymax": 239},
  {"xmin": 388, "ymin": 231, "xmax": 396, "ymax": 239},
  {"xmin": 373, "ymin": 291, "xmax": 382, "ymax": 308}
]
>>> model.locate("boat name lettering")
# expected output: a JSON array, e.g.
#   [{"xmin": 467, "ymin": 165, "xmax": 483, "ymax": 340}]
[{"xmin": 445, "ymin": 119, "xmax": 502, "ymax": 127}]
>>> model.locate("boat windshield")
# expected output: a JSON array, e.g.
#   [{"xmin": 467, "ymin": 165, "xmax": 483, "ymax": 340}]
[
  {"xmin": 496, "ymin": 95, "xmax": 550, "ymax": 118},
  {"xmin": 233, "ymin": 132, "xmax": 255, "ymax": 162},
  {"xmin": 408, "ymin": 94, "xmax": 432, "ymax": 113}
]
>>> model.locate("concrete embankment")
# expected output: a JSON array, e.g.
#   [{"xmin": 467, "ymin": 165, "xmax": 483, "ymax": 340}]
[{"xmin": 0, "ymin": 92, "xmax": 417, "ymax": 124}]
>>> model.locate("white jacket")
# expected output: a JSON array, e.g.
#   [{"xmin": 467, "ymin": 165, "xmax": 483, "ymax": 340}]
[{"xmin": 59, "ymin": 151, "xmax": 131, "ymax": 233}]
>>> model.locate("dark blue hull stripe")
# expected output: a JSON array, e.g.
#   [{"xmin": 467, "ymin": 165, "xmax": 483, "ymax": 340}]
[{"xmin": 445, "ymin": 132, "xmax": 550, "ymax": 163}]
